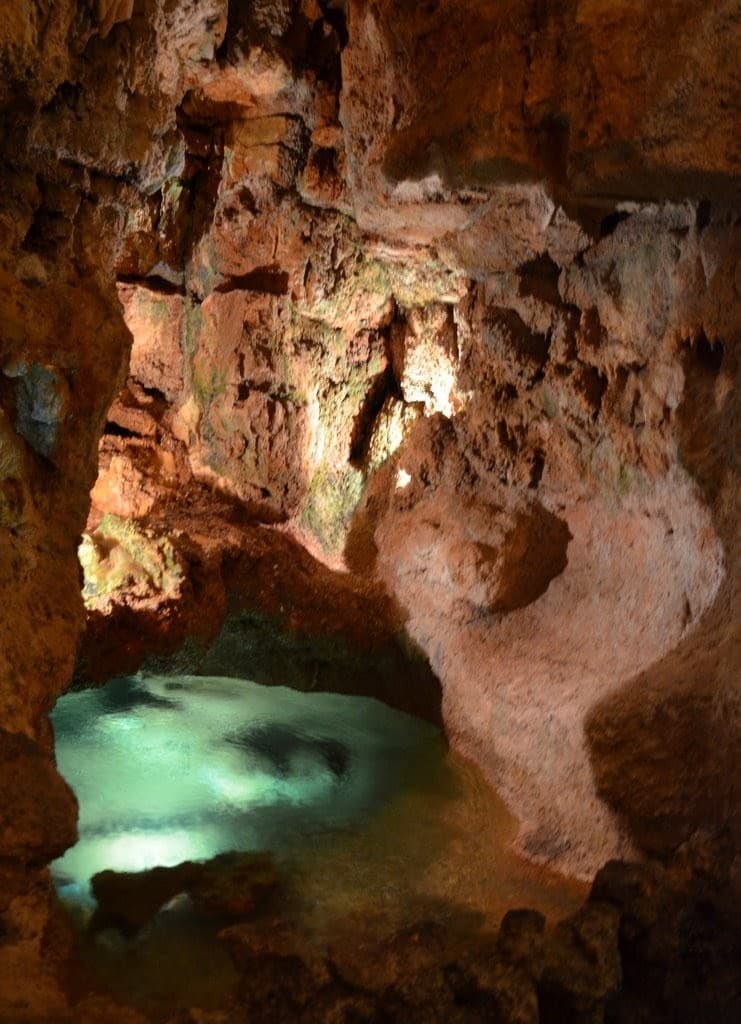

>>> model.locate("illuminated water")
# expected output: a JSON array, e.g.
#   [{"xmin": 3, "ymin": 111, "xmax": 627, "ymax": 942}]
[
  {"xmin": 52, "ymin": 673, "xmax": 441, "ymax": 888},
  {"xmin": 52, "ymin": 673, "xmax": 585, "ymax": 1013}
]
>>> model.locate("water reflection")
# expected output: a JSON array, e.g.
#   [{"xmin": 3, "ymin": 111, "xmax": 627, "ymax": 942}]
[
  {"xmin": 52, "ymin": 673, "xmax": 441, "ymax": 888},
  {"xmin": 52, "ymin": 673, "xmax": 586, "ymax": 1014}
]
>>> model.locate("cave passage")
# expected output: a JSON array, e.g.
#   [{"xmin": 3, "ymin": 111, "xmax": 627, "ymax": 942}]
[{"xmin": 51, "ymin": 673, "xmax": 443, "ymax": 893}]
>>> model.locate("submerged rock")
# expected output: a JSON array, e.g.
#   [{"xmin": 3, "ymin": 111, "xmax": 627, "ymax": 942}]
[
  {"xmin": 91, "ymin": 852, "xmax": 279, "ymax": 934},
  {"xmin": 589, "ymin": 847, "xmax": 741, "ymax": 1024},
  {"xmin": 496, "ymin": 908, "xmax": 547, "ymax": 979}
]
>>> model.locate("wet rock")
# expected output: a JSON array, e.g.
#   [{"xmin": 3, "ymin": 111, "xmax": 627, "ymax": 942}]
[
  {"xmin": 496, "ymin": 909, "xmax": 547, "ymax": 979},
  {"xmin": 595, "ymin": 843, "xmax": 741, "ymax": 1024},
  {"xmin": 590, "ymin": 860, "xmax": 664, "ymax": 942},
  {"xmin": 483, "ymin": 962, "xmax": 540, "ymax": 1024},
  {"xmin": 91, "ymin": 852, "xmax": 280, "ymax": 933},
  {"xmin": 191, "ymin": 852, "xmax": 280, "ymax": 921},
  {"xmin": 234, "ymin": 952, "xmax": 325, "ymax": 1021},
  {"xmin": 91, "ymin": 862, "xmax": 204, "ymax": 933},
  {"xmin": 539, "ymin": 902, "xmax": 621, "ymax": 1024},
  {"xmin": 0, "ymin": 0, "xmax": 738, "ymax": 1019}
]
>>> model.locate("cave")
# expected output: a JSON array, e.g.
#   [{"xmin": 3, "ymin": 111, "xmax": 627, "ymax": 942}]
[{"xmin": 0, "ymin": 2, "xmax": 738, "ymax": 1023}]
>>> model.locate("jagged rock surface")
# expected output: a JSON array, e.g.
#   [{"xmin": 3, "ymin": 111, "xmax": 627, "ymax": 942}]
[{"xmin": 0, "ymin": 0, "xmax": 738, "ymax": 1020}]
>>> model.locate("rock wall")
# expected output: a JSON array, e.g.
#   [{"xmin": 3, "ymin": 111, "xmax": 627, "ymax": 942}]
[
  {"xmin": 0, "ymin": 2, "xmax": 229, "ymax": 1016},
  {"xmin": 0, "ymin": 0, "xmax": 738, "ymax": 1017},
  {"xmin": 332, "ymin": 0, "xmax": 739, "ymax": 877}
]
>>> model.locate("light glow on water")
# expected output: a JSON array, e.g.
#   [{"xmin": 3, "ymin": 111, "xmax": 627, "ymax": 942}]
[
  {"xmin": 88, "ymin": 831, "xmax": 209, "ymax": 875},
  {"xmin": 52, "ymin": 674, "xmax": 440, "ymax": 887}
]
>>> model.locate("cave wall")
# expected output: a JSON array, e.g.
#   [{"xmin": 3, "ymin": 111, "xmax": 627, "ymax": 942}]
[
  {"xmin": 0, "ymin": 0, "xmax": 738, "ymax": 1016},
  {"xmin": 0, "ymin": 2, "xmax": 229, "ymax": 1015},
  {"xmin": 339, "ymin": 0, "xmax": 739, "ymax": 877}
]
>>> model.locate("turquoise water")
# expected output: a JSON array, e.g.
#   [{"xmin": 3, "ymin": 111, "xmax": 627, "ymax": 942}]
[
  {"xmin": 51, "ymin": 673, "xmax": 442, "ymax": 890},
  {"xmin": 51, "ymin": 673, "xmax": 585, "ymax": 1013}
]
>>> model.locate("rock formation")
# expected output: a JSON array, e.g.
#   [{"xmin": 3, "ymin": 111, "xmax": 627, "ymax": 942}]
[{"xmin": 0, "ymin": 0, "xmax": 738, "ymax": 1020}]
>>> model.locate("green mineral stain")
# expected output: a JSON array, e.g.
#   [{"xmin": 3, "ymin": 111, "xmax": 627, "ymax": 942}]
[
  {"xmin": 301, "ymin": 466, "xmax": 364, "ymax": 554},
  {"xmin": 192, "ymin": 367, "xmax": 227, "ymax": 411},
  {"xmin": 79, "ymin": 515, "xmax": 183, "ymax": 608}
]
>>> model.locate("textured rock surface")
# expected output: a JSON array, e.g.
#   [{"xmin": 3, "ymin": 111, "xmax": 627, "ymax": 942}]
[
  {"xmin": 91, "ymin": 852, "xmax": 279, "ymax": 933},
  {"xmin": 74, "ymin": 493, "xmax": 441, "ymax": 723},
  {"xmin": 0, "ymin": 0, "xmax": 738, "ymax": 1019},
  {"xmin": 0, "ymin": 1, "xmax": 228, "ymax": 1015},
  {"xmin": 117, "ymin": 842, "xmax": 735, "ymax": 1024}
]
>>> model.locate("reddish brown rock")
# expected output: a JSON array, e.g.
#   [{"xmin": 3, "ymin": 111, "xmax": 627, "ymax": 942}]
[
  {"xmin": 91, "ymin": 852, "xmax": 279, "ymax": 933},
  {"xmin": 0, "ymin": 0, "xmax": 738, "ymax": 1018},
  {"xmin": 0, "ymin": 731, "xmax": 77, "ymax": 865}
]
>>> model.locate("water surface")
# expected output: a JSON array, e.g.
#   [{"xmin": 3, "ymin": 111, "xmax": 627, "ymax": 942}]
[
  {"xmin": 53, "ymin": 673, "xmax": 441, "ymax": 887},
  {"xmin": 52, "ymin": 673, "xmax": 584, "ymax": 1013}
]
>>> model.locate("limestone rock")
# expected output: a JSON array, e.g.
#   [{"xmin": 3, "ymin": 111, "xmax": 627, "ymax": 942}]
[
  {"xmin": 0, "ymin": 730, "xmax": 77, "ymax": 865},
  {"xmin": 540, "ymin": 902, "xmax": 622, "ymax": 1024},
  {"xmin": 91, "ymin": 851, "xmax": 280, "ymax": 933},
  {"xmin": 0, "ymin": 0, "xmax": 738, "ymax": 1017},
  {"xmin": 96, "ymin": 0, "xmax": 134, "ymax": 40},
  {"xmin": 496, "ymin": 908, "xmax": 547, "ymax": 980}
]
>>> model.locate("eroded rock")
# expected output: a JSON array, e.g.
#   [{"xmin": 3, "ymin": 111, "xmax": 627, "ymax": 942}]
[
  {"xmin": 91, "ymin": 852, "xmax": 279, "ymax": 934},
  {"xmin": 0, "ymin": 0, "xmax": 738, "ymax": 1018}
]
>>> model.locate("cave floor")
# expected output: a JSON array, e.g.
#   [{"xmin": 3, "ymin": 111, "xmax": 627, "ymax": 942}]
[{"xmin": 52, "ymin": 674, "xmax": 584, "ymax": 1018}]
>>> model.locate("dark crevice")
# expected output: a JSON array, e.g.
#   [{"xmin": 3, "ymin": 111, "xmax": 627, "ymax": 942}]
[
  {"xmin": 104, "ymin": 421, "xmax": 141, "ymax": 440},
  {"xmin": 236, "ymin": 381, "xmax": 294, "ymax": 403},
  {"xmin": 517, "ymin": 253, "xmax": 561, "ymax": 305},
  {"xmin": 696, "ymin": 200, "xmax": 712, "ymax": 232},
  {"xmin": 173, "ymin": 100, "xmax": 226, "ymax": 259},
  {"xmin": 575, "ymin": 365, "xmax": 608, "ymax": 418},
  {"xmin": 215, "ymin": 268, "xmax": 289, "ymax": 295},
  {"xmin": 349, "ymin": 364, "xmax": 397, "ymax": 468},
  {"xmin": 217, "ymin": 2, "xmax": 344, "ymax": 88},
  {"xmin": 60, "ymin": 155, "xmax": 139, "ymax": 186},
  {"xmin": 138, "ymin": 384, "xmax": 167, "ymax": 404},
  {"xmin": 117, "ymin": 274, "xmax": 185, "ymax": 296},
  {"xmin": 580, "ymin": 306, "xmax": 606, "ymax": 350},
  {"xmin": 21, "ymin": 208, "xmax": 73, "ymax": 255},
  {"xmin": 39, "ymin": 80, "xmax": 84, "ymax": 116},
  {"xmin": 318, "ymin": 1, "xmax": 349, "ymax": 49},
  {"xmin": 484, "ymin": 308, "xmax": 551, "ymax": 369},
  {"xmin": 237, "ymin": 186, "xmax": 257, "ymax": 216},
  {"xmin": 311, "ymin": 146, "xmax": 339, "ymax": 183},
  {"xmin": 693, "ymin": 332, "xmax": 725, "ymax": 375},
  {"xmin": 497, "ymin": 419, "xmax": 518, "ymax": 456},
  {"xmin": 530, "ymin": 450, "xmax": 545, "ymax": 488},
  {"xmin": 599, "ymin": 209, "xmax": 631, "ymax": 239}
]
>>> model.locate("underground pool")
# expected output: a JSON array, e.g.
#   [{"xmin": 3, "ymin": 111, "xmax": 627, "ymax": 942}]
[
  {"xmin": 50, "ymin": 672, "xmax": 585, "ymax": 1012},
  {"xmin": 51, "ymin": 672, "xmax": 443, "ymax": 890}
]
